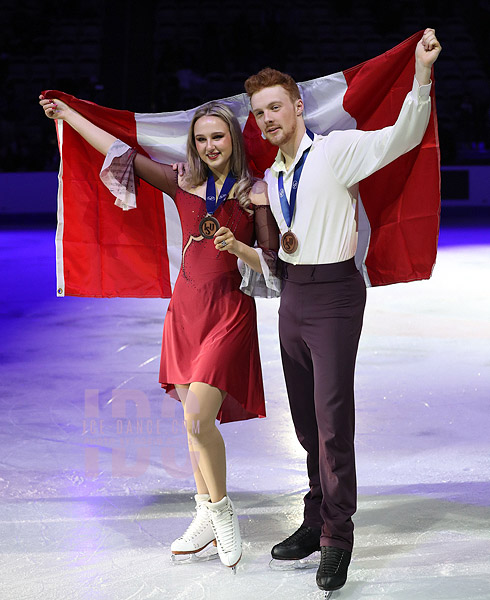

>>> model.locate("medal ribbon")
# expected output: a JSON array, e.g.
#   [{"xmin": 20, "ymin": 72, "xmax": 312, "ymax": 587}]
[
  {"xmin": 205, "ymin": 169, "xmax": 237, "ymax": 215},
  {"xmin": 278, "ymin": 129, "xmax": 314, "ymax": 229}
]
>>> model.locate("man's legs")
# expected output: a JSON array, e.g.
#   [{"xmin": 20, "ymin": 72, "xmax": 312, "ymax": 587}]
[
  {"xmin": 279, "ymin": 280, "xmax": 323, "ymax": 531},
  {"xmin": 276, "ymin": 260, "xmax": 366, "ymax": 555},
  {"xmin": 271, "ymin": 276, "xmax": 323, "ymax": 561},
  {"xmin": 304, "ymin": 271, "xmax": 366, "ymax": 551}
]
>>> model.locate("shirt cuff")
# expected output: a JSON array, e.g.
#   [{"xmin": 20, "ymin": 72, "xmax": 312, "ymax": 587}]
[{"xmin": 412, "ymin": 75, "xmax": 432, "ymax": 101}]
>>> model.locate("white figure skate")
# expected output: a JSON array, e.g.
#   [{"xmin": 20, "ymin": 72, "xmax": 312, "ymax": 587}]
[
  {"xmin": 170, "ymin": 494, "xmax": 218, "ymax": 563},
  {"xmin": 205, "ymin": 495, "xmax": 242, "ymax": 572}
]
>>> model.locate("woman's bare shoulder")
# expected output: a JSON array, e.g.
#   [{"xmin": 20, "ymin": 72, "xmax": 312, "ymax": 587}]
[{"xmin": 179, "ymin": 177, "xmax": 206, "ymax": 199}]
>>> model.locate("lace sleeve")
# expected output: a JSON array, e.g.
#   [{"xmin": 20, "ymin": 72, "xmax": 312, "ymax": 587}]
[
  {"xmin": 238, "ymin": 204, "xmax": 282, "ymax": 298},
  {"xmin": 100, "ymin": 140, "xmax": 138, "ymax": 210},
  {"xmin": 100, "ymin": 140, "xmax": 178, "ymax": 211},
  {"xmin": 255, "ymin": 204, "xmax": 280, "ymax": 253}
]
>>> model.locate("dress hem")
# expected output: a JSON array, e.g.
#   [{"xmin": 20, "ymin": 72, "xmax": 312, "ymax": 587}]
[{"xmin": 160, "ymin": 381, "xmax": 266, "ymax": 424}]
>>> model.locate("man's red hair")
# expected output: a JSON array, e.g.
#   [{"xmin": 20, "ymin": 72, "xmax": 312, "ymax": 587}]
[{"xmin": 244, "ymin": 68, "xmax": 301, "ymax": 103}]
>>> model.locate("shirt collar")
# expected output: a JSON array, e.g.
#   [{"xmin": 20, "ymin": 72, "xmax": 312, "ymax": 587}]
[{"xmin": 271, "ymin": 129, "xmax": 315, "ymax": 175}]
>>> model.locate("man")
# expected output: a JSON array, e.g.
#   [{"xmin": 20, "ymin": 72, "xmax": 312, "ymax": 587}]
[{"xmin": 244, "ymin": 28, "xmax": 441, "ymax": 594}]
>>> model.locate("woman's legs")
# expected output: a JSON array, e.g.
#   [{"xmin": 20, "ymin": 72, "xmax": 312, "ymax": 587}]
[
  {"xmin": 175, "ymin": 382, "xmax": 227, "ymax": 503},
  {"xmin": 174, "ymin": 382, "xmax": 241, "ymax": 567},
  {"xmin": 175, "ymin": 383, "xmax": 207, "ymax": 495}
]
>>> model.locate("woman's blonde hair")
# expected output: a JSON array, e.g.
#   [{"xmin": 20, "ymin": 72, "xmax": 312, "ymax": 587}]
[{"xmin": 184, "ymin": 102, "xmax": 253, "ymax": 211}]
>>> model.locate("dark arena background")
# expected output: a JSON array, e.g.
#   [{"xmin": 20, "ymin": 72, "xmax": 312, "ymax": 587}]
[{"xmin": 1, "ymin": 2, "xmax": 489, "ymax": 599}]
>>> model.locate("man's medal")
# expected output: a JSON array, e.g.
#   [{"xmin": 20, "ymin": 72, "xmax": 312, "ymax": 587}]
[
  {"xmin": 281, "ymin": 230, "xmax": 299, "ymax": 254},
  {"xmin": 278, "ymin": 129, "xmax": 314, "ymax": 254},
  {"xmin": 199, "ymin": 169, "xmax": 236, "ymax": 239}
]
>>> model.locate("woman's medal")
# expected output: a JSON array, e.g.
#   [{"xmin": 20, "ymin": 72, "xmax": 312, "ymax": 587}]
[
  {"xmin": 278, "ymin": 129, "xmax": 314, "ymax": 254},
  {"xmin": 199, "ymin": 169, "xmax": 236, "ymax": 239},
  {"xmin": 199, "ymin": 215, "xmax": 220, "ymax": 238}
]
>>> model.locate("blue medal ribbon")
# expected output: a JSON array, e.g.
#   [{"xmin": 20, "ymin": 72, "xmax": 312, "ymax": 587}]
[
  {"xmin": 205, "ymin": 169, "xmax": 237, "ymax": 215},
  {"xmin": 278, "ymin": 129, "xmax": 314, "ymax": 229}
]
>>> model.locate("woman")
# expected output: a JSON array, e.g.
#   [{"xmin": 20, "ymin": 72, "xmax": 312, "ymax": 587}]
[{"xmin": 39, "ymin": 95, "xmax": 280, "ymax": 569}]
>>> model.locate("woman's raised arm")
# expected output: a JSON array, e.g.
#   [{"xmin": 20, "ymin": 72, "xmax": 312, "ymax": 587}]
[
  {"xmin": 39, "ymin": 95, "xmax": 178, "ymax": 197},
  {"xmin": 40, "ymin": 95, "xmax": 116, "ymax": 155}
]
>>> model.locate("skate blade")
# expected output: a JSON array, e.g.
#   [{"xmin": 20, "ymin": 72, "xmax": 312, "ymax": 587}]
[
  {"xmin": 171, "ymin": 546, "xmax": 219, "ymax": 564},
  {"xmin": 269, "ymin": 553, "xmax": 319, "ymax": 571},
  {"xmin": 228, "ymin": 553, "xmax": 242, "ymax": 574}
]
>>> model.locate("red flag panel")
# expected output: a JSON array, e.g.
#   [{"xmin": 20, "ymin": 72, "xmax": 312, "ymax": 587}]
[
  {"xmin": 45, "ymin": 90, "xmax": 172, "ymax": 297},
  {"xmin": 342, "ymin": 31, "xmax": 441, "ymax": 285}
]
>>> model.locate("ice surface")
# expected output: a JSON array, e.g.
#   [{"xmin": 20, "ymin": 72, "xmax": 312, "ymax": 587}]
[{"xmin": 0, "ymin": 226, "xmax": 489, "ymax": 599}]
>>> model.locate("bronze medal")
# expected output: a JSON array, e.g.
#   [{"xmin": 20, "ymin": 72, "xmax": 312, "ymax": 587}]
[
  {"xmin": 281, "ymin": 230, "xmax": 298, "ymax": 254},
  {"xmin": 199, "ymin": 215, "xmax": 220, "ymax": 239}
]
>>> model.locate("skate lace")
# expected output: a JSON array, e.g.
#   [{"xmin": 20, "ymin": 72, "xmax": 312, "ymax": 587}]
[
  {"xmin": 210, "ymin": 505, "xmax": 236, "ymax": 552},
  {"xmin": 318, "ymin": 547, "xmax": 345, "ymax": 576},
  {"xmin": 179, "ymin": 504, "xmax": 211, "ymax": 541}
]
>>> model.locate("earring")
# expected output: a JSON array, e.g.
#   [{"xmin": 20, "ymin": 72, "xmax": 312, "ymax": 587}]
[{"xmin": 261, "ymin": 131, "xmax": 266, "ymax": 140}]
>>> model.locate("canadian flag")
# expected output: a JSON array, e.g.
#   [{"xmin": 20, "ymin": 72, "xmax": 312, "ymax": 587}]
[{"xmin": 44, "ymin": 30, "xmax": 439, "ymax": 298}]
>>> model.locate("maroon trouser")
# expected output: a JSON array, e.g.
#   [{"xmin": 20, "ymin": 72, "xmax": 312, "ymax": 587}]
[{"xmin": 278, "ymin": 258, "xmax": 366, "ymax": 552}]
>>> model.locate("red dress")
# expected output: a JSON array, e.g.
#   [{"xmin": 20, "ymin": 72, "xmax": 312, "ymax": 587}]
[{"xmin": 159, "ymin": 188, "xmax": 268, "ymax": 423}]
